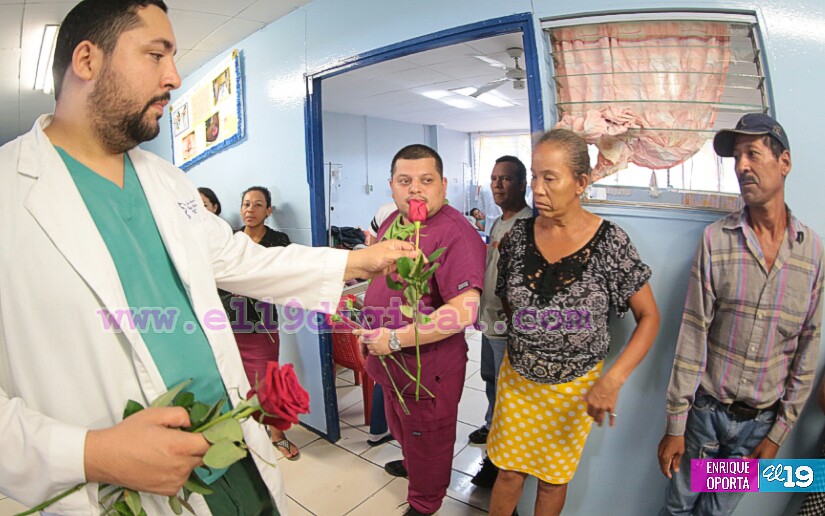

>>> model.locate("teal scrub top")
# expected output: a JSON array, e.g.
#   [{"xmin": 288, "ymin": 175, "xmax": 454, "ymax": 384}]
[{"xmin": 58, "ymin": 148, "xmax": 229, "ymax": 482}]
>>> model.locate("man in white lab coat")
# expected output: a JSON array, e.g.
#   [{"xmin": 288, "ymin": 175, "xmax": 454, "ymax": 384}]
[{"xmin": 0, "ymin": 0, "xmax": 415, "ymax": 514}]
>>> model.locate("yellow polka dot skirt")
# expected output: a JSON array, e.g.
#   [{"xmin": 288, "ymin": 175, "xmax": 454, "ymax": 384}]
[{"xmin": 487, "ymin": 355, "xmax": 602, "ymax": 485}]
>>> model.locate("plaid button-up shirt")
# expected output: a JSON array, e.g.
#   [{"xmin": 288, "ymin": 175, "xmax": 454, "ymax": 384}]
[{"xmin": 665, "ymin": 208, "xmax": 824, "ymax": 445}]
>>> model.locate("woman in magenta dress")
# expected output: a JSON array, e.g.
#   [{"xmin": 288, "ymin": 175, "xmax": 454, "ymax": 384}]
[{"xmin": 220, "ymin": 186, "xmax": 299, "ymax": 459}]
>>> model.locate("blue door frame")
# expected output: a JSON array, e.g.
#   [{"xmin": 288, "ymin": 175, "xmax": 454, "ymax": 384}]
[{"xmin": 304, "ymin": 12, "xmax": 545, "ymax": 442}]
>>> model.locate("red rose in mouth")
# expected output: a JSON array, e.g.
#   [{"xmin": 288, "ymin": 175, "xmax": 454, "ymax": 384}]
[{"xmin": 408, "ymin": 199, "xmax": 428, "ymax": 223}]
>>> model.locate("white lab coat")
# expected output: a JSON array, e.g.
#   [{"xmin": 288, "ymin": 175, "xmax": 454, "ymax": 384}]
[{"xmin": 0, "ymin": 116, "xmax": 348, "ymax": 515}]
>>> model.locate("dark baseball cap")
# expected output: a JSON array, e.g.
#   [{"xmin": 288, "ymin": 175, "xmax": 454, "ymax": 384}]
[{"xmin": 713, "ymin": 113, "xmax": 790, "ymax": 157}]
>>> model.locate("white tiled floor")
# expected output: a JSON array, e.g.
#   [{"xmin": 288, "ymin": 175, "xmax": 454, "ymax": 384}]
[
  {"xmin": 0, "ymin": 331, "xmax": 491, "ymax": 516},
  {"xmin": 284, "ymin": 329, "xmax": 491, "ymax": 516}
]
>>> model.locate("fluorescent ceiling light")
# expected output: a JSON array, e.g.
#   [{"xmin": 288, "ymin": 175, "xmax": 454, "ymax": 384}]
[
  {"xmin": 419, "ymin": 90, "xmax": 451, "ymax": 100},
  {"xmin": 35, "ymin": 25, "xmax": 59, "ymax": 94},
  {"xmin": 452, "ymin": 87, "xmax": 475, "ymax": 96},
  {"xmin": 473, "ymin": 55, "xmax": 507, "ymax": 69},
  {"xmin": 451, "ymin": 87, "xmax": 515, "ymax": 108},
  {"xmin": 440, "ymin": 97, "xmax": 475, "ymax": 109}
]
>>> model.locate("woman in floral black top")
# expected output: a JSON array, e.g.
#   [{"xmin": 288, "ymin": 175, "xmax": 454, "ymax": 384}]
[{"xmin": 487, "ymin": 129, "xmax": 660, "ymax": 516}]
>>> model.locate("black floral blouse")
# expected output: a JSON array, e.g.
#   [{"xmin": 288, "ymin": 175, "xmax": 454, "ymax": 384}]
[{"xmin": 496, "ymin": 218, "xmax": 651, "ymax": 384}]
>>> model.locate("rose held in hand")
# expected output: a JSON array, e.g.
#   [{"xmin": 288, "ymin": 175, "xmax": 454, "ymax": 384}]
[
  {"xmin": 408, "ymin": 199, "xmax": 428, "ymax": 223},
  {"xmin": 249, "ymin": 361, "xmax": 310, "ymax": 430}
]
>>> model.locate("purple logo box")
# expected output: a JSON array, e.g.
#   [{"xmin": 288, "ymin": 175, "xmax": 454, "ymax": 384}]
[{"xmin": 691, "ymin": 459, "xmax": 759, "ymax": 492}]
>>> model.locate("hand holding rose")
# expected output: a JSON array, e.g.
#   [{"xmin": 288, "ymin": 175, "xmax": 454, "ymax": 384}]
[{"xmin": 344, "ymin": 239, "xmax": 419, "ymax": 280}]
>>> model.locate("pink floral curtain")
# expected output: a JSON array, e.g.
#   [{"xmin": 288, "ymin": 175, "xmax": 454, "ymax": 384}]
[{"xmin": 551, "ymin": 21, "xmax": 731, "ymax": 180}]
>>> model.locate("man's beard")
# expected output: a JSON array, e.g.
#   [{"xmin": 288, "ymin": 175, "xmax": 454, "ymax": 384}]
[{"xmin": 88, "ymin": 63, "xmax": 169, "ymax": 153}]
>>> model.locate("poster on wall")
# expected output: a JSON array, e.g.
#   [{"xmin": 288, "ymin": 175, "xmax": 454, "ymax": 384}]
[{"xmin": 170, "ymin": 49, "xmax": 245, "ymax": 170}]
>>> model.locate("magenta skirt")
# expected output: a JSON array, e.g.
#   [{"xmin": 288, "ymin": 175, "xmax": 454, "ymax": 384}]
[{"xmin": 235, "ymin": 331, "xmax": 280, "ymax": 388}]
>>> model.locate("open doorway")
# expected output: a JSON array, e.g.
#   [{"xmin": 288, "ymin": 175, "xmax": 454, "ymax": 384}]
[
  {"xmin": 304, "ymin": 14, "xmax": 543, "ymax": 454},
  {"xmin": 322, "ymin": 33, "xmax": 533, "ymax": 232}
]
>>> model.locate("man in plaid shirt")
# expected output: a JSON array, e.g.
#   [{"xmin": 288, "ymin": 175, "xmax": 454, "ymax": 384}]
[{"xmin": 657, "ymin": 113, "xmax": 824, "ymax": 516}]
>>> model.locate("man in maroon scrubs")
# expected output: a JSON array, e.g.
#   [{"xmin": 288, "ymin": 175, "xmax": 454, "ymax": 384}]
[{"xmin": 358, "ymin": 144, "xmax": 486, "ymax": 516}]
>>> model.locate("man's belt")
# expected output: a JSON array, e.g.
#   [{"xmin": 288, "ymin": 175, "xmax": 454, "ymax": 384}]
[{"xmin": 724, "ymin": 400, "xmax": 778, "ymax": 420}]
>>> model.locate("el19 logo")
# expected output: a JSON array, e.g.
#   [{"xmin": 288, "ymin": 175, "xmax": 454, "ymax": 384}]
[
  {"xmin": 762, "ymin": 464, "xmax": 813, "ymax": 488},
  {"xmin": 759, "ymin": 460, "xmax": 825, "ymax": 492}
]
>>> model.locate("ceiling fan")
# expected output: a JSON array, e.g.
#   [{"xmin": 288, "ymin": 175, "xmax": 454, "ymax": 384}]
[{"xmin": 470, "ymin": 47, "xmax": 527, "ymax": 97}]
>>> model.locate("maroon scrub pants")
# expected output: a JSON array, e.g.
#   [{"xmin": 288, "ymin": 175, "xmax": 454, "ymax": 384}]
[{"xmin": 383, "ymin": 361, "xmax": 466, "ymax": 515}]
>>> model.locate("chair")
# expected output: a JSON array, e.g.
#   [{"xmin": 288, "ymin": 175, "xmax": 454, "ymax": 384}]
[{"xmin": 328, "ymin": 296, "xmax": 373, "ymax": 426}]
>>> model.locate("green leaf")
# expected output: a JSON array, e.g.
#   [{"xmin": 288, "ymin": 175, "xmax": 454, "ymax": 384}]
[
  {"xmin": 418, "ymin": 313, "xmax": 432, "ymax": 324},
  {"xmin": 150, "ymin": 379, "xmax": 193, "ymax": 408},
  {"xmin": 421, "ymin": 262, "xmax": 439, "ymax": 282},
  {"xmin": 193, "ymin": 398, "xmax": 225, "ymax": 430},
  {"xmin": 122, "ymin": 400, "xmax": 144, "ymax": 420},
  {"xmin": 173, "ymin": 392, "xmax": 195, "ymax": 410},
  {"xmin": 113, "ymin": 501, "xmax": 132, "ymax": 516},
  {"xmin": 202, "ymin": 418, "xmax": 244, "ymax": 444},
  {"xmin": 403, "ymin": 286, "xmax": 417, "ymax": 305},
  {"xmin": 399, "ymin": 305, "xmax": 414, "ymax": 319},
  {"xmin": 168, "ymin": 495, "xmax": 183, "ymax": 515},
  {"xmin": 188, "ymin": 402, "xmax": 211, "ymax": 428},
  {"xmin": 179, "ymin": 496, "xmax": 196, "ymax": 514},
  {"xmin": 386, "ymin": 275, "xmax": 404, "ymax": 291},
  {"xmin": 411, "ymin": 254, "xmax": 424, "ymax": 276},
  {"xmin": 397, "ymin": 257, "xmax": 414, "ymax": 279},
  {"xmin": 330, "ymin": 313, "xmax": 342, "ymax": 322},
  {"xmin": 203, "ymin": 440, "xmax": 248, "ymax": 469},
  {"xmin": 427, "ymin": 247, "xmax": 446, "ymax": 262},
  {"xmin": 124, "ymin": 490, "xmax": 141, "ymax": 516}
]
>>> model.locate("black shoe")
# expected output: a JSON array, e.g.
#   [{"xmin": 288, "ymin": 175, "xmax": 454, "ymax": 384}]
[
  {"xmin": 366, "ymin": 433, "xmax": 395, "ymax": 447},
  {"xmin": 470, "ymin": 457, "xmax": 499, "ymax": 488},
  {"xmin": 384, "ymin": 459, "xmax": 408, "ymax": 478},
  {"xmin": 468, "ymin": 426, "xmax": 489, "ymax": 444},
  {"xmin": 402, "ymin": 506, "xmax": 431, "ymax": 516}
]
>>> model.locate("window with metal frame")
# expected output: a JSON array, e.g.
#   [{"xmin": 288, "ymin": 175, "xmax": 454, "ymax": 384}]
[{"xmin": 542, "ymin": 13, "xmax": 770, "ymax": 211}]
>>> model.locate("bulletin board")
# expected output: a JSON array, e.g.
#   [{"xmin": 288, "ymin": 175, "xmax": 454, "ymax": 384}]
[{"xmin": 170, "ymin": 49, "xmax": 245, "ymax": 170}]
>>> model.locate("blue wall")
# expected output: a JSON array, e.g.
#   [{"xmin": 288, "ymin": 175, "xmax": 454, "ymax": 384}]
[
  {"xmin": 323, "ymin": 111, "xmax": 429, "ymax": 230},
  {"xmin": 321, "ymin": 112, "xmax": 472, "ymax": 231},
  {"xmin": 141, "ymin": 1, "xmax": 825, "ymax": 513},
  {"xmin": 435, "ymin": 126, "xmax": 473, "ymax": 212}
]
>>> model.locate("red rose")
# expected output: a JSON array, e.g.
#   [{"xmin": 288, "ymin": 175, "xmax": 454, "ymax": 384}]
[
  {"xmin": 408, "ymin": 199, "xmax": 428, "ymax": 223},
  {"xmin": 247, "ymin": 361, "xmax": 310, "ymax": 430}
]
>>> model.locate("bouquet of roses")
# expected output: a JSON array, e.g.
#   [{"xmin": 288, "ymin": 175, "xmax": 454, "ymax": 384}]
[
  {"xmin": 331, "ymin": 199, "xmax": 444, "ymax": 412},
  {"xmin": 17, "ymin": 362, "xmax": 309, "ymax": 516}
]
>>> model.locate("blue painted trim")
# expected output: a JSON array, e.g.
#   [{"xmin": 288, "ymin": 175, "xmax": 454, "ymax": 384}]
[
  {"xmin": 303, "ymin": 13, "xmax": 544, "ymax": 443},
  {"xmin": 304, "ymin": 78, "xmax": 341, "ymax": 442},
  {"xmin": 316, "ymin": 316, "xmax": 340, "ymax": 442},
  {"xmin": 177, "ymin": 51, "xmax": 247, "ymax": 171},
  {"xmin": 305, "ymin": 78, "xmax": 327, "ymax": 247},
  {"xmin": 521, "ymin": 15, "xmax": 545, "ymax": 133},
  {"xmin": 311, "ymin": 13, "xmax": 530, "ymax": 77}
]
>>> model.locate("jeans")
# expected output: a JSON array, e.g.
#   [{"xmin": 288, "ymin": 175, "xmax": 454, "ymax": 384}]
[
  {"xmin": 660, "ymin": 394, "xmax": 777, "ymax": 516},
  {"xmin": 369, "ymin": 383, "xmax": 387, "ymax": 435},
  {"xmin": 479, "ymin": 335, "xmax": 507, "ymax": 428}
]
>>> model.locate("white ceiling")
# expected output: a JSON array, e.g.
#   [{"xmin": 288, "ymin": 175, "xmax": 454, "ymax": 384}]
[
  {"xmin": 0, "ymin": 1, "xmax": 531, "ymax": 145},
  {"xmin": 322, "ymin": 32, "xmax": 531, "ymax": 134},
  {"xmin": 0, "ymin": 0, "xmax": 311, "ymax": 145}
]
